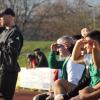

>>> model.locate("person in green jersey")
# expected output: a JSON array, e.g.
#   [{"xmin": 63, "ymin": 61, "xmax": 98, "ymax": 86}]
[
  {"xmin": 71, "ymin": 30, "xmax": 100, "ymax": 87},
  {"xmin": 69, "ymin": 30, "xmax": 100, "ymax": 100}
]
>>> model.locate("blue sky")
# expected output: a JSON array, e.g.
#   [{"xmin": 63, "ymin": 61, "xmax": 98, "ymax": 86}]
[
  {"xmin": 67, "ymin": 0, "xmax": 100, "ymax": 6},
  {"xmin": 87, "ymin": 0, "xmax": 100, "ymax": 6}
]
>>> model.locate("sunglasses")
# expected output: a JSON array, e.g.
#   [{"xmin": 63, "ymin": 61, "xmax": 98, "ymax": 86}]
[{"xmin": 57, "ymin": 44, "xmax": 63, "ymax": 48}]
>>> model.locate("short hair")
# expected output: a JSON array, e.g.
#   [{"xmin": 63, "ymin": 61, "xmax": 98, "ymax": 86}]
[
  {"xmin": 57, "ymin": 35, "xmax": 73, "ymax": 44},
  {"xmin": 57, "ymin": 35, "xmax": 74, "ymax": 53},
  {"xmin": 2, "ymin": 8, "xmax": 15, "ymax": 17},
  {"xmin": 34, "ymin": 48, "xmax": 41, "ymax": 52},
  {"xmin": 87, "ymin": 30, "xmax": 100, "ymax": 43},
  {"xmin": 72, "ymin": 34, "xmax": 82, "ymax": 40}
]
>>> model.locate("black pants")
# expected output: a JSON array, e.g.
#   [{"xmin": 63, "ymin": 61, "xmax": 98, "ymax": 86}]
[
  {"xmin": 0, "ymin": 69, "xmax": 3, "ymax": 90},
  {"xmin": 1, "ymin": 71, "xmax": 18, "ymax": 100},
  {"xmin": 35, "ymin": 93, "xmax": 49, "ymax": 100},
  {"xmin": 63, "ymin": 76, "xmax": 91, "ymax": 100}
]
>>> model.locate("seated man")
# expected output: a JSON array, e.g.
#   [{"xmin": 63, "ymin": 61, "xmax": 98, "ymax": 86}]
[
  {"xmin": 34, "ymin": 48, "xmax": 48, "ymax": 67},
  {"xmin": 27, "ymin": 53, "xmax": 38, "ymax": 68},
  {"xmin": 56, "ymin": 30, "xmax": 100, "ymax": 100},
  {"xmin": 33, "ymin": 35, "xmax": 75, "ymax": 100},
  {"xmin": 33, "ymin": 35, "xmax": 86, "ymax": 100}
]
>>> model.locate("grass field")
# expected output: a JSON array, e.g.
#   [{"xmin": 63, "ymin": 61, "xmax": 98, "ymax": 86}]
[{"xmin": 18, "ymin": 41, "xmax": 53, "ymax": 67}]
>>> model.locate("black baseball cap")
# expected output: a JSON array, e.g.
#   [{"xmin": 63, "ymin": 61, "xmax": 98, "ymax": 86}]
[{"xmin": 2, "ymin": 8, "xmax": 15, "ymax": 16}]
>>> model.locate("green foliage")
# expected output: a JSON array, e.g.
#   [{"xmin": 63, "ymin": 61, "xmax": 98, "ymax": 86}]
[{"xmin": 18, "ymin": 41, "xmax": 53, "ymax": 67}]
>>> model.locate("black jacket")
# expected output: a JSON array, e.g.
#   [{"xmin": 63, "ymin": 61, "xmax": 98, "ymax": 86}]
[{"xmin": 0, "ymin": 25, "xmax": 23, "ymax": 72}]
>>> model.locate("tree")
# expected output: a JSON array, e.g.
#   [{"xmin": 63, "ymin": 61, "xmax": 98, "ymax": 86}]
[{"xmin": 0, "ymin": 0, "xmax": 99, "ymax": 40}]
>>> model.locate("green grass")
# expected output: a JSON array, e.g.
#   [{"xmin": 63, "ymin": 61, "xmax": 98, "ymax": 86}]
[{"xmin": 18, "ymin": 41, "xmax": 53, "ymax": 67}]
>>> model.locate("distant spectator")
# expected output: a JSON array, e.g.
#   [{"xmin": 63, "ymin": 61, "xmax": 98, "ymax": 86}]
[
  {"xmin": 81, "ymin": 27, "xmax": 90, "ymax": 38},
  {"xmin": 34, "ymin": 48, "xmax": 48, "ymax": 67},
  {"xmin": 27, "ymin": 53, "xmax": 38, "ymax": 68}
]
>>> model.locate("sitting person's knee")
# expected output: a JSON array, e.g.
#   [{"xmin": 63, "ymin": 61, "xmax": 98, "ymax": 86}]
[
  {"xmin": 33, "ymin": 95, "xmax": 39, "ymax": 100},
  {"xmin": 54, "ymin": 79, "xmax": 62, "ymax": 86},
  {"xmin": 54, "ymin": 79, "xmax": 68, "ymax": 87},
  {"xmin": 79, "ymin": 86, "xmax": 94, "ymax": 95}
]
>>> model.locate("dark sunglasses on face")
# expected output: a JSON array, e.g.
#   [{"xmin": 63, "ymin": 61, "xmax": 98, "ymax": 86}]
[{"xmin": 57, "ymin": 44, "xmax": 63, "ymax": 48}]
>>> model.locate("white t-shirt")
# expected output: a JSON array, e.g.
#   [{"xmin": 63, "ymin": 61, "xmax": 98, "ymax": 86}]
[
  {"xmin": 84, "ymin": 54, "xmax": 92, "ymax": 69},
  {"xmin": 66, "ymin": 59, "xmax": 85, "ymax": 85}
]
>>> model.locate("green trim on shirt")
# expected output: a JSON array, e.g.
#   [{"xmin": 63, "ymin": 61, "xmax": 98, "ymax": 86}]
[{"xmin": 89, "ymin": 64, "xmax": 100, "ymax": 86}]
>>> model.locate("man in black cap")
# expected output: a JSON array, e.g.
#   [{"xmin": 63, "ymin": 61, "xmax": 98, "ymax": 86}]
[
  {"xmin": 34, "ymin": 48, "xmax": 48, "ymax": 67},
  {"xmin": 0, "ymin": 8, "xmax": 23, "ymax": 100}
]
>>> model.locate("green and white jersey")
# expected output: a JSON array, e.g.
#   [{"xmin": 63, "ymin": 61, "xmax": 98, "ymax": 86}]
[{"xmin": 89, "ymin": 64, "xmax": 100, "ymax": 87}]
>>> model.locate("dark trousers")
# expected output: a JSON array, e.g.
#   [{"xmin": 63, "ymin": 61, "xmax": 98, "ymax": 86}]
[
  {"xmin": 63, "ymin": 76, "xmax": 91, "ymax": 100},
  {"xmin": 36, "ymin": 93, "xmax": 49, "ymax": 100},
  {"xmin": 1, "ymin": 71, "xmax": 18, "ymax": 100},
  {"xmin": 0, "ymin": 70, "xmax": 3, "ymax": 90}
]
